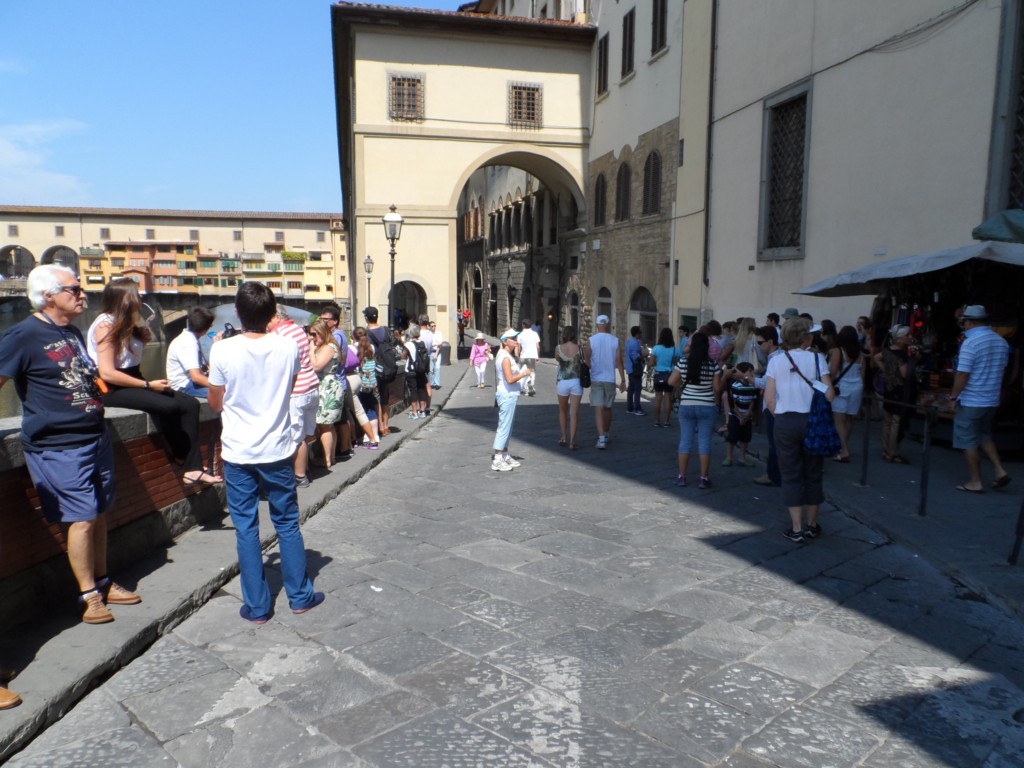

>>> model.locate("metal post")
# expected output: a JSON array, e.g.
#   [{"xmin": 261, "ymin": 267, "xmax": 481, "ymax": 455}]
[
  {"xmin": 917, "ymin": 406, "xmax": 934, "ymax": 517},
  {"xmin": 389, "ymin": 243, "xmax": 396, "ymax": 330},
  {"xmin": 858, "ymin": 406, "xmax": 872, "ymax": 487},
  {"xmin": 1009, "ymin": 494, "xmax": 1024, "ymax": 565}
]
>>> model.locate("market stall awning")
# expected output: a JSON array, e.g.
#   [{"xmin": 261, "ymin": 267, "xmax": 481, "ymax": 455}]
[
  {"xmin": 972, "ymin": 209, "xmax": 1024, "ymax": 243},
  {"xmin": 795, "ymin": 241, "xmax": 1024, "ymax": 298}
]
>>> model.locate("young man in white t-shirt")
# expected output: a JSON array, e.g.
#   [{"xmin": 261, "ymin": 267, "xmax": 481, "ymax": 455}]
[
  {"xmin": 516, "ymin": 319, "xmax": 541, "ymax": 396},
  {"xmin": 165, "ymin": 306, "xmax": 216, "ymax": 398},
  {"xmin": 208, "ymin": 282, "xmax": 323, "ymax": 624}
]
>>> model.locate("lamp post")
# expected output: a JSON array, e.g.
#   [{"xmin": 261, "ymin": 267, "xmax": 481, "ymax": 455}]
[
  {"xmin": 382, "ymin": 204, "xmax": 403, "ymax": 330},
  {"xmin": 362, "ymin": 254, "xmax": 374, "ymax": 318}
]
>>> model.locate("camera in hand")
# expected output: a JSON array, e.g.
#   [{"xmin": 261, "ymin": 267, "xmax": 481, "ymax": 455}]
[{"xmin": 222, "ymin": 322, "xmax": 240, "ymax": 339}]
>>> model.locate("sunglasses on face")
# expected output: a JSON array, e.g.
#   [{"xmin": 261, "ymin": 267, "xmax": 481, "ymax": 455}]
[{"xmin": 56, "ymin": 285, "xmax": 84, "ymax": 297}]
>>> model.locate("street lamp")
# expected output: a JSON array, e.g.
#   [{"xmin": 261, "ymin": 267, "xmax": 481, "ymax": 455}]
[
  {"xmin": 382, "ymin": 204, "xmax": 403, "ymax": 329},
  {"xmin": 362, "ymin": 254, "xmax": 374, "ymax": 318}
]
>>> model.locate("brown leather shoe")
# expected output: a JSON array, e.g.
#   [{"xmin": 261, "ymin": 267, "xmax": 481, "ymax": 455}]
[
  {"xmin": 82, "ymin": 591, "xmax": 114, "ymax": 624},
  {"xmin": 0, "ymin": 685, "xmax": 21, "ymax": 710},
  {"xmin": 103, "ymin": 582, "xmax": 141, "ymax": 605}
]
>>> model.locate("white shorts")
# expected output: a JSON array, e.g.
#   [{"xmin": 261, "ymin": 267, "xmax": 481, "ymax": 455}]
[
  {"xmin": 557, "ymin": 378, "xmax": 583, "ymax": 397},
  {"xmin": 289, "ymin": 389, "xmax": 319, "ymax": 444}
]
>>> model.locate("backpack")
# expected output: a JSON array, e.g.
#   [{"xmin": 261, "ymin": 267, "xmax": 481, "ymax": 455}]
[
  {"xmin": 412, "ymin": 340, "xmax": 430, "ymax": 375},
  {"xmin": 373, "ymin": 330, "xmax": 398, "ymax": 383},
  {"xmin": 359, "ymin": 359, "xmax": 377, "ymax": 391}
]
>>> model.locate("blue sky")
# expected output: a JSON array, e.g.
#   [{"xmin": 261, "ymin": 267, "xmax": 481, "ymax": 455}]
[{"xmin": 0, "ymin": 1, "xmax": 463, "ymax": 214}]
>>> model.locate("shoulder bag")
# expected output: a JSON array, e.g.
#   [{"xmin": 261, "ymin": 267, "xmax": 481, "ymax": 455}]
[{"xmin": 783, "ymin": 350, "xmax": 841, "ymax": 457}]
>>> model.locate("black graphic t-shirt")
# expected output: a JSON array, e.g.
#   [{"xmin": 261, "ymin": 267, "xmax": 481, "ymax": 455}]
[{"xmin": 0, "ymin": 315, "xmax": 106, "ymax": 452}]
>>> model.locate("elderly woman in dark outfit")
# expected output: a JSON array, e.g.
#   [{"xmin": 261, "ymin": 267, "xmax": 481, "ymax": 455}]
[{"xmin": 764, "ymin": 317, "xmax": 835, "ymax": 543}]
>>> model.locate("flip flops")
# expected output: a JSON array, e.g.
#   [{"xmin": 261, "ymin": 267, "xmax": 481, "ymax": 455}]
[
  {"xmin": 955, "ymin": 484, "xmax": 984, "ymax": 494},
  {"xmin": 993, "ymin": 475, "xmax": 1012, "ymax": 489}
]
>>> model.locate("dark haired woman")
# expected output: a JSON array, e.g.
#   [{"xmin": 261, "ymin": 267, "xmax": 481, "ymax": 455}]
[
  {"xmin": 667, "ymin": 331, "xmax": 722, "ymax": 489},
  {"xmin": 554, "ymin": 326, "xmax": 583, "ymax": 449},
  {"xmin": 87, "ymin": 279, "xmax": 220, "ymax": 486},
  {"xmin": 650, "ymin": 327, "xmax": 676, "ymax": 427},
  {"xmin": 828, "ymin": 325, "xmax": 864, "ymax": 462}
]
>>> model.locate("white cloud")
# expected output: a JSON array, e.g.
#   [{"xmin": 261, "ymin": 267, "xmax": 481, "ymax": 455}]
[{"xmin": 0, "ymin": 119, "xmax": 89, "ymax": 204}]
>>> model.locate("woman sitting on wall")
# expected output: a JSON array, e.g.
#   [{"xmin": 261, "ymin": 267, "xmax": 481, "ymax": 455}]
[{"xmin": 87, "ymin": 278, "xmax": 221, "ymax": 486}]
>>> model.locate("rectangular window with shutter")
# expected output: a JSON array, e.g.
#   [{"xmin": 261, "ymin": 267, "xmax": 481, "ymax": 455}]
[
  {"xmin": 389, "ymin": 73, "xmax": 424, "ymax": 121},
  {"xmin": 759, "ymin": 82, "xmax": 811, "ymax": 260},
  {"xmin": 621, "ymin": 9, "xmax": 635, "ymax": 77},
  {"xmin": 508, "ymin": 83, "xmax": 542, "ymax": 128},
  {"xmin": 596, "ymin": 35, "xmax": 609, "ymax": 95}
]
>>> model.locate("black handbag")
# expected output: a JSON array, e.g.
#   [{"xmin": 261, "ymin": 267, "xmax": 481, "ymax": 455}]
[{"xmin": 579, "ymin": 362, "xmax": 591, "ymax": 389}]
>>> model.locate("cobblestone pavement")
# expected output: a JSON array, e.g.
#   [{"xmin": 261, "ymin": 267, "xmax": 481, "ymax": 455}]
[{"xmin": 8, "ymin": 362, "xmax": 1024, "ymax": 767}]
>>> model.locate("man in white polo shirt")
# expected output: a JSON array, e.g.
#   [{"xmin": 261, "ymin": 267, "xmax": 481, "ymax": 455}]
[
  {"xmin": 517, "ymin": 319, "xmax": 541, "ymax": 396},
  {"xmin": 584, "ymin": 314, "xmax": 626, "ymax": 449}
]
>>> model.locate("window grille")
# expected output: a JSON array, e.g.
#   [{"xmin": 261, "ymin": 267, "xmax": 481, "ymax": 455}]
[
  {"xmin": 508, "ymin": 83, "xmax": 542, "ymax": 128},
  {"xmin": 651, "ymin": 0, "xmax": 667, "ymax": 54},
  {"xmin": 7, "ymin": 225, "xmax": 17, "ymax": 237},
  {"xmin": 621, "ymin": 9, "xmax": 635, "ymax": 77},
  {"xmin": 596, "ymin": 35, "xmax": 609, "ymax": 95},
  {"xmin": 189, "ymin": 229, "xmax": 199, "ymax": 241},
  {"xmin": 145, "ymin": 229, "xmax": 155, "ymax": 240},
  {"xmin": 55, "ymin": 225, "xmax": 65, "ymax": 237},
  {"xmin": 615, "ymin": 163, "xmax": 631, "ymax": 221},
  {"xmin": 1009, "ymin": 55, "xmax": 1024, "ymax": 208},
  {"xmin": 593, "ymin": 174, "xmax": 607, "ymax": 226},
  {"xmin": 642, "ymin": 152, "xmax": 662, "ymax": 215},
  {"xmin": 389, "ymin": 74, "xmax": 424, "ymax": 121},
  {"xmin": 764, "ymin": 93, "xmax": 807, "ymax": 252},
  {"xmin": 100, "ymin": 227, "xmax": 111, "ymax": 240}
]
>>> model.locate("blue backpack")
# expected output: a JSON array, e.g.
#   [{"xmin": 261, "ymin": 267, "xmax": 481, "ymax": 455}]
[{"xmin": 785, "ymin": 351, "xmax": 842, "ymax": 457}]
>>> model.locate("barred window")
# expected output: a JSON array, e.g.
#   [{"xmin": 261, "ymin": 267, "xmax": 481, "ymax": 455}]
[
  {"xmin": 615, "ymin": 163, "xmax": 631, "ymax": 221},
  {"xmin": 596, "ymin": 34, "xmax": 609, "ymax": 96},
  {"xmin": 145, "ymin": 228, "xmax": 155, "ymax": 240},
  {"xmin": 593, "ymin": 174, "xmax": 607, "ymax": 227},
  {"xmin": 760, "ymin": 85, "xmax": 810, "ymax": 258},
  {"xmin": 55, "ymin": 225, "xmax": 65, "ymax": 237},
  {"xmin": 651, "ymin": 0, "xmax": 667, "ymax": 55},
  {"xmin": 642, "ymin": 152, "xmax": 661, "ymax": 215},
  {"xmin": 621, "ymin": 9, "xmax": 635, "ymax": 77},
  {"xmin": 508, "ymin": 83, "xmax": 542, "ymax": 128},
  {"xmin": 388, "ymin": 74, "xmax": 424, "ymax": 121},
  {"xmin": 7, "ymin": 225, "xmax": 17, "ymax": 237},
  {"xmin": 100, "ymin": 227, "xmax": 111, "ymax": 240},
  {"xmin": 189, "ymin": 229, "xmax": 199, "ymax": 241}
]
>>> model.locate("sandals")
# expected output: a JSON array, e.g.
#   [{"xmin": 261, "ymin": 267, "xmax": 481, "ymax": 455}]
[
  {"xmin": 890, "ymin": 455, "xmax": 909, "ymax": 465},
  {"xmin": 183, "ymin": 470, "xmax": 223, "ymax": 487},
  {"xmin": 559, "ymin": 438, "xmax": 567, "ymax": 447},
  {"xmin": 570, "ymin": 443, "xmax": 579, "ymax": 450}
]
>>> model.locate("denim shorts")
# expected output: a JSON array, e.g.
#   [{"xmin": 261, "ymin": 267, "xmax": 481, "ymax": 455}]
[
  {"xmin": 953, "ymin": 405, "xmax": 996, "ymax": 450},
  {"xmin": 24, "ymin": 431, "xmax": 116, "ymax": 524}
]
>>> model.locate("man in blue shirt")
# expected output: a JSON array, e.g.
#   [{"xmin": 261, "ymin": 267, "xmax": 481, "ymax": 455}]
[
  {"xmin": 624, "ymin": 325, "xmax": 645, "ymax": 415},
  {"xmin": 950, "ymin": 305, "xmax": 1010, "ymax": 493}
]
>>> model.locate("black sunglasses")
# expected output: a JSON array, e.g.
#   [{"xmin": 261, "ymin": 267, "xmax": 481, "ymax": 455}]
[{"xmin": 56, "ymin": 285, "xmax": 84, "ymax": 297}]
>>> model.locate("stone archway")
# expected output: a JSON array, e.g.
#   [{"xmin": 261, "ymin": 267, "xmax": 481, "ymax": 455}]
[
  {"xmin": 392, "ymin": 280, "xmax": 427, "ymax": 328},
  {"xmin": 629, "ymin": 286, "xmax": 658, "ymax": 344},
  {"xmin": 0, "ymin": 246, "xmax": 36, "ymax": 279},
  {"xmin": 41, "ymin": 246, "xmax": 80, "ymax": 274}
]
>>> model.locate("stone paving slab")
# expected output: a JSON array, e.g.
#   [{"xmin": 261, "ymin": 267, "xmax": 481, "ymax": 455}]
[{"xmin": 7, "ymin": 358, "xmax": 1024, "ymax": 767}]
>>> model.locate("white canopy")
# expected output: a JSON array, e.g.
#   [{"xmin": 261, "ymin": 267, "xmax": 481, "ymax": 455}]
[{"xmin": 795, "ymin": 241, "xmax": 1024, "ymax": 298}]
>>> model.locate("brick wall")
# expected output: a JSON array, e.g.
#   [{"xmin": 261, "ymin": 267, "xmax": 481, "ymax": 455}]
[{"xmin": 0, "ymin": 412, "xmax": 223, "ymax": 626}]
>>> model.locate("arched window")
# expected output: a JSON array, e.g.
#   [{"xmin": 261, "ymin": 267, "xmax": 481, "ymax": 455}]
[
  {"xmin": 642, "ymin": 152, "xmax": 662, "ymax": 215},
  {"xmin": 593, "ymin": 174, "xmax": 606, "ymax": 227},
  {"xmin": 615, "ymin": 164, "xmax": 631, "ymax": 221},
  {"xmin": 629, "ymin": 286, "xmax": 658, "ymax": 342},
  {"xmin": 596, "ymin": 286, "xmax": 613, "ymax": 324}
]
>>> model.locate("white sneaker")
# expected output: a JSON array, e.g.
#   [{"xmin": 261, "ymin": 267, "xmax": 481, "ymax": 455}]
[
  {"xmin": 503, "ymin": 456, "xmax": 521, "ymax": 468},
  {"xmin": 491, "ymin": 458, "xmax": 514, "ymax": 472},
  {"xmin": 596, "ymin": 435, "xmax": 607, "ymax": 450}
]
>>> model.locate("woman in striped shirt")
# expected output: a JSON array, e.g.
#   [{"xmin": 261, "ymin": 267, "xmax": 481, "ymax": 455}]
[{"xmin": 667, "ymin": 332, "xmax": 723, "ymax": 489}]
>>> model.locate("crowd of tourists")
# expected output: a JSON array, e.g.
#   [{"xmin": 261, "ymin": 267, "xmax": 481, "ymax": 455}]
[
  {"xmin": 0, "ymin": 265, "xmax": 451, "ymax": 709},
  {"xmin": 475, "ymin": 303, "xmax": 1012, "ymax": 548}
]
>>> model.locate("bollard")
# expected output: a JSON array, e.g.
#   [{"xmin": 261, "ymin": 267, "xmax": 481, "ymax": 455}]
[
  {"xmin": 1009, "ymin": 494, "xmax": 1024, "ymax": 565},
  {"xmin": 917, "ymin": 406, "xmax": 934, "ymax": 516}
]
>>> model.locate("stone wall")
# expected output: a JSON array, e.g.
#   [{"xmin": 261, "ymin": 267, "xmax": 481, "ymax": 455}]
[
  {"xmin": 0, "ymin": 408, "xmax": 225, "ymax": 629},
  {"xmin": 565, "ymin": 117, "xmax": 679, "ymax": 341}
]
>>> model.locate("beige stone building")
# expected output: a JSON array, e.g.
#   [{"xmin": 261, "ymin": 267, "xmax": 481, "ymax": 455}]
[{"xmin": 0, "ymin": 205, "xmax": 349, "ymax": 312}]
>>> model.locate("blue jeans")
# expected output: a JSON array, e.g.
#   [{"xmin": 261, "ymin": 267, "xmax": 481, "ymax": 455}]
[
  {"xmin": 677, "ymin": 404, "xmax": 717, "ymax": 455},
  {"xmin": 224, "ymin": 458, "xmax": 315, "ymax": 618},
  {"xmin": 430, "ymin": 354, "xmax": 441, "ymax": 388},
  {"xmin": 493, "ymin": 391, "xmax": 519, "ymax": 451},
  {"xmin": 177, "ymin": 380, "xmax": 210, "ymax": 399},
  {"xmin": 627, "ymin": 372, "xmax": 643, "ymax": 411},
  {"xmin": 762, "ymin": 408, "xmax": 781, "ymax": 484}
]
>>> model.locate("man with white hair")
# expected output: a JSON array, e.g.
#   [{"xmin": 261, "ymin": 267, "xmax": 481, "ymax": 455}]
[
  {"xmin": 584, "ymin": 314, "xmax": 626, "ymax": 449},
  {"xmin": 0, "ymin": 264, "xmax": 140, "ymax": 625}
]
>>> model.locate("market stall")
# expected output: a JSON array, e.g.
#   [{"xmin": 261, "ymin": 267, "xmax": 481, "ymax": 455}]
[{"xmin": 797, "ymin": 241, "xmax": 1024, "ymax": 446}]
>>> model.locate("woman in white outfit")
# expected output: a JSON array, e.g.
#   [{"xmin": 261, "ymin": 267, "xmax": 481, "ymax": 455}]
[{"xmin": 491, "ymin": 328, "xmax": 531, "ymax": 471}]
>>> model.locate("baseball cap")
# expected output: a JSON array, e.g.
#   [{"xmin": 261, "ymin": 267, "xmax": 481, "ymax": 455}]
[
  {"xmin": 499, "ymin": 328, "xmax": 519, "ymax": 341},
  {"xmin": 595, "ymin": 314, "xmax": 610, "ymax": 326},
  {"xmin": 363, "ymin": 306, "xmax": 378, "ymax": 321}
]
